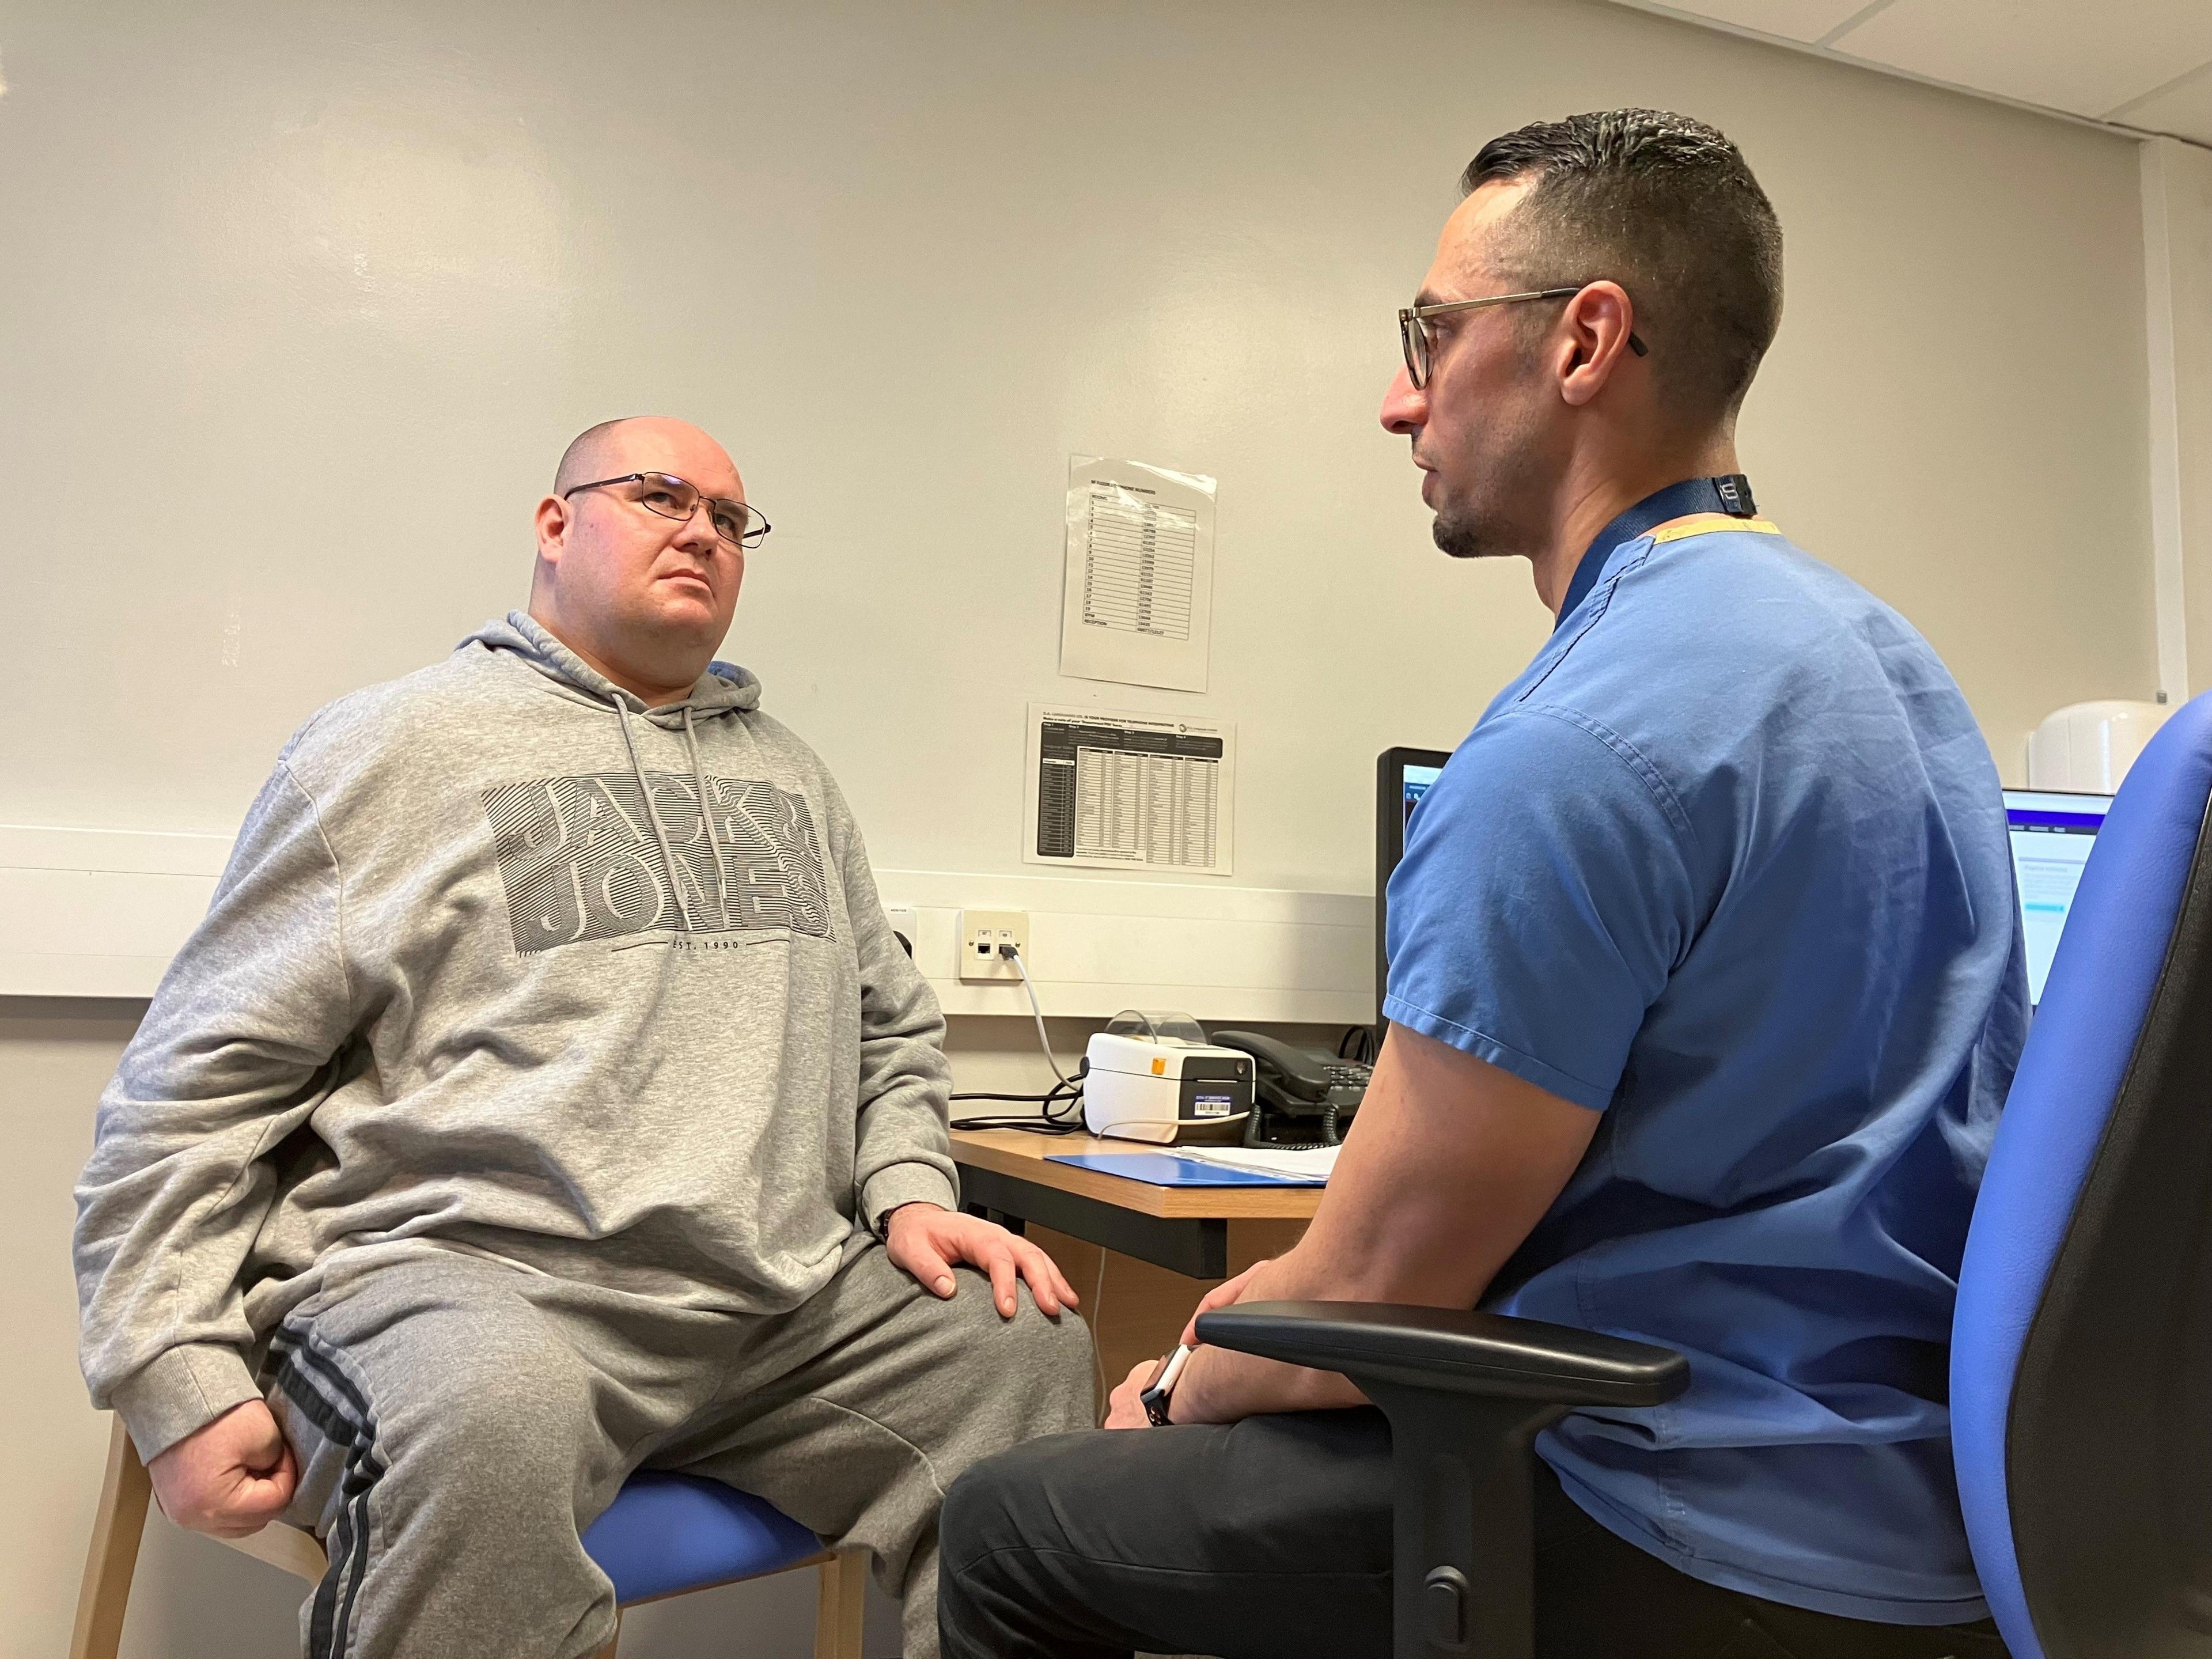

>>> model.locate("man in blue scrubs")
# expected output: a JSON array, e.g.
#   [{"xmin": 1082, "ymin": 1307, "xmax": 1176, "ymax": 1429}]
[{"xmin": 940, "ymin": 109, "xmax": 2024, "ymax": 1657}]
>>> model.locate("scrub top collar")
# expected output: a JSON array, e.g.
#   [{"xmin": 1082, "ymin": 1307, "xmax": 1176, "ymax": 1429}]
[{"xmin": 1556, "ymin": 474, "xmax": 1758, "ymax": 628}]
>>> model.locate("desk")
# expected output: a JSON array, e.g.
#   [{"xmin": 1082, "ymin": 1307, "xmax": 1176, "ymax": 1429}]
[
  {"xmin": 950, "ymin": 1128, "xmax": 1321, "ymax": 1396},
  {"xmin": 950, "ymin": 1128, "xmax": 1322, "ymax": 1276}
]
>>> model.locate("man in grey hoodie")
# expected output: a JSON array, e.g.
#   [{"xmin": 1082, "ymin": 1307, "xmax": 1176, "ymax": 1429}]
[{"xmin": 74, "ymin": 416, "xmax": 1096, "ymax": 1659}]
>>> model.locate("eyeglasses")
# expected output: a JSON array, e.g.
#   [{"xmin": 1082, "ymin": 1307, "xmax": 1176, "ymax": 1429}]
[
  {"xmin": 561, "ymin": 472, "xmax": 772, "ymax": 549},
  {"xmin": 1398, "ymin": 287, "xmax": 1649, "ymax": 390}
]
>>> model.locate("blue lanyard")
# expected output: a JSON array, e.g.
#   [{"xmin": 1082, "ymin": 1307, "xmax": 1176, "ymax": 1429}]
[{"xmin": 1555, "ymin": 474, "xmax": 1758, "ymax": 627}]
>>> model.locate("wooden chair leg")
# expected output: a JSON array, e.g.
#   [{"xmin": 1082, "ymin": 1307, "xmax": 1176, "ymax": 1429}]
[
  {"xmin": 591, "ymin": 1607, "xmax": 621, "ymax": 1658},
  {"xmin": 217, "ymin": 1516, "xmax": 329, "ymax": 1583},
  {"xmin": 813, "ymin": 1547, "xmax": 867, "ymax": 1659},
  {"xmin": 69, "ymin": 1416, "xmax": 153, "ymax": 1659}
]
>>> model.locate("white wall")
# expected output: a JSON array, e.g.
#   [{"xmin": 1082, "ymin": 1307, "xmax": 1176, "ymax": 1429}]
[
  {"xmin": 0, "ymin": 0, "xmax": 2157, "ymax": 885},
  {"xmin": 2142, "ymin": 137, "xmax": 2212, "ymax": 692},
  {"xmin": 0, "ymin": 0, "xmax": 2173, "ymax": 1654}
]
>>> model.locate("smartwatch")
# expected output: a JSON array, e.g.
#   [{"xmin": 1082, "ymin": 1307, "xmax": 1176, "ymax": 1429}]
[{"xmin": 1138, "ymin": 1344, "xmax": 1192, "ymax": 1426}]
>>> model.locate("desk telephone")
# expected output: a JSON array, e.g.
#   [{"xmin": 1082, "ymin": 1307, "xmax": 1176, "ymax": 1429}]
[{"xmin": 1209, "ymin": 1031, "xmax": 1371, "ymax": 1149}]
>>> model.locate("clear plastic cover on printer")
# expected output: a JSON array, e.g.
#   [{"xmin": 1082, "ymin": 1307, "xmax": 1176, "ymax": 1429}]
[{"xmin": 1103, "ymin": 1009, "xmax": 1210, "ymax": 1047}]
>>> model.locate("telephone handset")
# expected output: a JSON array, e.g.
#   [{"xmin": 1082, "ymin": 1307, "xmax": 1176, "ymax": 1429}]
[{"xmin": 1209, "ymin": 1031, "xmax": 1371, "ymax": 1149}]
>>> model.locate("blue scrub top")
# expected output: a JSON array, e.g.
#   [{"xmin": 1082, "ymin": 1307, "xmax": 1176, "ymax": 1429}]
[{"xmin": 1382, "ymin": 505, "xmax": 2028, "ymax": 1624}]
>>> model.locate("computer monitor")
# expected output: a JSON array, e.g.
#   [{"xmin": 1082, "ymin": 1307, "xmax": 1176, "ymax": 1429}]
[
  {"xmin": 2003, "ymin": 788, "xmax": 2113, "ymax": 1008},
  {"xmin": 1376, "ymin": 746, "xmax": 1452, "ymax": 1031}
]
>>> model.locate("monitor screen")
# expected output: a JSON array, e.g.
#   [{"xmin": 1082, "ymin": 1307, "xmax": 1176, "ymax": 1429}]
[
  {"xmin": 1401, "ymin": 762, "xmax": 1443, "ymax": 823},
  {"xmin": 2003, "ymin": 788, "xmax": 2113, "ymax": 1007},
  {"xmin": 1376, "ymin": 747, "xmax": 1453, "ymax": 1030}
]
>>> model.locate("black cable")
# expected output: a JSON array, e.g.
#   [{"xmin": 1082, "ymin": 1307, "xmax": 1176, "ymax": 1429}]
[
  {"xmin": 952, "ymin": 1071, "xmax": 1086, "ymax": 1134},
  {"xmin": 952, "ymin": 1116, "xmax": 1088, "ymax": 1135},
  {"xmin": 950, "ymin": 1068, "xmax": 1085, "ymax": 1104}
]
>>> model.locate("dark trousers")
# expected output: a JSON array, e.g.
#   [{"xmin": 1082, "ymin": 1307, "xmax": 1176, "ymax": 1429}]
[{"xmin": 938, "ymin": 1409, "xmax": 2011, "ymax": 1659}]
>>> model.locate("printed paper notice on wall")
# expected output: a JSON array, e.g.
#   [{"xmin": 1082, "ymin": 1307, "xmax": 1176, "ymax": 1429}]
[
  {"xmin": 1024, "ymin": 703, "xmax": 1234, "ymax": 877},
  {"xmin": 1059, "ymin": 456, "xmax": 1217, "ymax": 694}
]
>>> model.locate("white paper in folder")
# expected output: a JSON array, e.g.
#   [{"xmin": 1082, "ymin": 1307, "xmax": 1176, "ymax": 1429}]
[
  {"xmin": 1179, "ymin": 1145, "xmax": 1338, "ymax": 1181},
  {"xmin": 1058, "ymin": 456, "xmax": 1218, "ymax": 693}
]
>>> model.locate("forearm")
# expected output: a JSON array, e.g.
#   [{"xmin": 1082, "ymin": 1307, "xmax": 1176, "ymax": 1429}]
[
  {"xmin": 109, "ymin": 1343, "xmax": 266, "ymax": 1462},
  {"xmin": 842, "ymin": 827, "xmax": 962, "ymax": 1228},
  {"xmin": 1165, "ymin": 1249, "xmax": 1372, "ymax": 1423},
  {"xmin": 1162, "ymin": 1027, "xmax": 1601, "ymax": 1427},
  {"xmin": 77, "ymin": 1093, "xmax": 307, "ymax": 1455},
  {"xmin": 854, "ymin": 1071, "xmax": 959, "ymax": 1230},
  {"xmin": 77, "ymin": 760, "xmax": 354, "ymax": 1445},
  {"xmin": 851, "ymin": 950, "xmax": 958, "ymax": 1228},
  {"xmin": 1165, "ymin": 1147, "xmax": 1505, "ymax": 1423}
]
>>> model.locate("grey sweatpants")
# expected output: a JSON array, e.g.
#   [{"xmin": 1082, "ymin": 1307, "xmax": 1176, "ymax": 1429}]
[{"xmin": 259, "ymin": 1241, "xmax": 1096, "ymax": 1659}]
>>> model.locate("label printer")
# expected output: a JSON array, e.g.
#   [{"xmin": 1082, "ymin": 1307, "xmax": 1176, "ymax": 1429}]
[{"xmin": 1081, "ymin": 1010, "xmax": 1256, "ymax": 1144}]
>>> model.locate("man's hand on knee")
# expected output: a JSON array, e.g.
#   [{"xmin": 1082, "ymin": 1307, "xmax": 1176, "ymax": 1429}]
[
  {"xmin": 147, "ymin": 1399, "xmax": 298, "ymax": 1539},
  {"xmin": 883, "ymin": 1203, "xmax": 1079, "ymax": 1319}
]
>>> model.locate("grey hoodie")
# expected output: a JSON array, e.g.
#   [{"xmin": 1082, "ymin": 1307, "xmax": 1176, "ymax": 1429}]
[{"xmin": 75, "ymin": 613, "xmax": 958, "ymax": 1460}]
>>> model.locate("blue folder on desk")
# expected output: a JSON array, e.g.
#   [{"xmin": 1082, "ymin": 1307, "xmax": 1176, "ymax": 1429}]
[{"xmin": 1047, "ymin": 1153, "xmax": 1324, "ymax": 1187}]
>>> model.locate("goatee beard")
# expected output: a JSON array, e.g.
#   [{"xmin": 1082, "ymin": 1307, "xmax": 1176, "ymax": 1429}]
[{"xmin": 1432, "ymin": 511, "xmax": 1504, "ymax": 562}]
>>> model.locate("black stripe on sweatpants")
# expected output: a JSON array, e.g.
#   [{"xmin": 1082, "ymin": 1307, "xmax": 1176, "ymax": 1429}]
[
  {"xmin": 268, "ymin": 1332, "xmax": 379, "ymax": 1658},
  {"xmin": 267, "ymin": 1328, "xmax": 387, "ymax": 1659},
  {"xmin": 276, "ymin": 1335, "xmax": 382, "ymax": 1659}
]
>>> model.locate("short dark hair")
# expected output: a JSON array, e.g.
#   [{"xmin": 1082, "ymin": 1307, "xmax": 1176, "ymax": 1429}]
[{"xmin": 1464, "ymin": 109, "xmax": 1782, "ymax": 426}]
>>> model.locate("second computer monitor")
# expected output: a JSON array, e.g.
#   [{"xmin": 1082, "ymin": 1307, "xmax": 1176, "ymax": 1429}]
[
  {"xmin": 2003, "ymin": 787, "xmax": 2113, "ymax": 1008},
  {"xmin": 1376, "ymin": 746, "xmax": 1453, "ymax": 1035}
]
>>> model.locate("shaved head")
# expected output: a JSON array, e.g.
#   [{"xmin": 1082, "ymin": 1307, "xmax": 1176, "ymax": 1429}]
[
  {"xmin": 552, "ymin": 415, "xmax": 744, "ymax": 499},
  {"xmin": 553, "ymin": 418, "xmax": 638, "ymax": 495}
]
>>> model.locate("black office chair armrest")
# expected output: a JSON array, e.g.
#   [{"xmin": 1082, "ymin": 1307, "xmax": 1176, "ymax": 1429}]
[
  {"xmin": 1196, "ymin": 1300, "xmax": 1688, "ymax": 1408},
  {"xmin": 1196, "ymin": 1302, "xmax": 1689, "ymax": 1658}
]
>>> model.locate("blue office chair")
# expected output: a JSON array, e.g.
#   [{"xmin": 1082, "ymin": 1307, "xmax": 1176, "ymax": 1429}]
[
  {"xmin": 1205, "ymin": 692, "xmax": 2212, "ymax": 1659},
  {"xmin": 69, "ymin": 1416, "xmax": 868, "ymax": 1658},
  {"xmin": 1950, "ymin": 688, "xmax": 2212, "ymax": 1658}
]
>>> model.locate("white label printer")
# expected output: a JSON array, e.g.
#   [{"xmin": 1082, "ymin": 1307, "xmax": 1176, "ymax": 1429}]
[{"xmin": 1081, "ymin": 1010, "xmax": 1256, "ymax": 1144}]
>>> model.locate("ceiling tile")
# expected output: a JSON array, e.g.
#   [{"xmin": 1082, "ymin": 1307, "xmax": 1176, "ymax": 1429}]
[
  {"xmin": 1642, "ymin": 0, "xmax": 1880, "ymax": 45},
  {"xmin": 1831, "ymin": 0, "xmax": 2212, "ymax": 119},
  {"xmin": 2119, "ymin": 61, "xmax": 2212, "ymax": 146}
]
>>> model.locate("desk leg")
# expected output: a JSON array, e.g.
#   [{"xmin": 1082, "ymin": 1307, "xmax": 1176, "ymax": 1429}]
[
  {"xmin": 966, "ymin": 1203, "xmax": 1027, "ymax": 1237},
  {"xmin": 1025, "ymin": 1219, "xmax": 1309, "ymax": 1417}
]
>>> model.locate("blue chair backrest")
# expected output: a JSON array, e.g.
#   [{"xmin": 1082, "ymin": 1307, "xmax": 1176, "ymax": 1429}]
[{"xmin": 1953, "ymin": 691, "xmax": 2212, "ymax": 1659}]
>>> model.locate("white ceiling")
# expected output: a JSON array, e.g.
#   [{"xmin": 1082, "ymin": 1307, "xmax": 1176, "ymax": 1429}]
[{"xmin": 1610, "ymin": 0, "xmax": 2212, "ymax": 146}]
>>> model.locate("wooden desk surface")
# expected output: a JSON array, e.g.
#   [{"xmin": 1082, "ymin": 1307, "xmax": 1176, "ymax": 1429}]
[{"xmin": 949, "ymin": 1128, "xmax": 1326, "ymax": 1222}]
